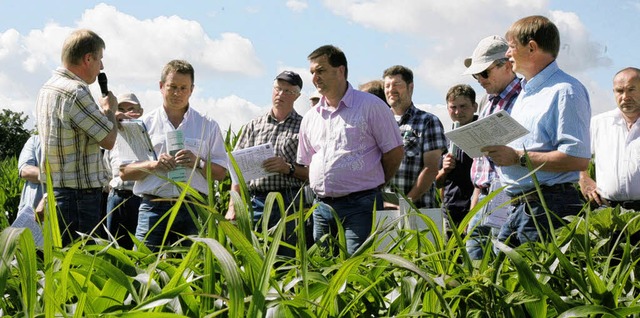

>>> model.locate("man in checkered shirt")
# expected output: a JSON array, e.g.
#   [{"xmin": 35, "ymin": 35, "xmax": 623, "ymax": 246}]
[
  {"xmin": 226, "ymin": 71, "xmax": 309, "ymax": 256},
  {"xmin": 383, "ymin": 65, "xmax": 447, "ymax": 209}
]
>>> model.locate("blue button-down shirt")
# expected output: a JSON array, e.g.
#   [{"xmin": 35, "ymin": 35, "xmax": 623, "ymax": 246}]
[{"xmin": 498, "ymin": 61, "xmax": 591, "ymax": 196}]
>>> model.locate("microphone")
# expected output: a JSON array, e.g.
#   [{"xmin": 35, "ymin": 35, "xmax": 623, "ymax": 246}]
[{"xmin": 98, "ymin": 72, "xmax": 108, "ymax": 97}]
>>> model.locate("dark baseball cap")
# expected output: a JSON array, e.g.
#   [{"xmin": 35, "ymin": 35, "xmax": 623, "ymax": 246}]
[{"xmin": 275, "ymin": 70, "xmax": 303, "ymax": 89}]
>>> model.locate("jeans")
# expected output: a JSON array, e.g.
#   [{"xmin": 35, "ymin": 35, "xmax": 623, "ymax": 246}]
[
  {"xmin": 465, "ymin": 193, "xmax": 500, "ymax": 260},
  {"xmin": 106, "ymin": 189, "xmax": 141, "ymax": 249},
  {"xmin": 136, "ymin": 197, "xmax": 198, "ymax": 251},
  {"xmin": 314, "ymin": 189, "xmax": 382, "ymax": 256},
  {"xmin": 53, "ymin": 187, "xmax": 105, "ymax": 246},
  {"xmin": 497, "ymin": 186, "xmax": 583, "ymax": 246},
  {"xmin": 251, "ymin": 188, "xmax": 301, "ymax": 257}
]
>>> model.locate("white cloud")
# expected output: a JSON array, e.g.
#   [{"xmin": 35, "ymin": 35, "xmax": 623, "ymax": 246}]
[
  {"xmin": 322, "ymin": 0, "xmax": 612, "ymax": 122},
  {"xmin": 0, "ymin": 4, "xmax": 264, "ymax": 130},
  {"xmin": 286, "ymin": 0, "xmax": 309, "ymax": 12}
]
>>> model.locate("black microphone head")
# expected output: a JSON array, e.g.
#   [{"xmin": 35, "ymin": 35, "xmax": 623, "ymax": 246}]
[{"xmin": 98, "ymin": 72, "xmax": 108, "ymax": 97}]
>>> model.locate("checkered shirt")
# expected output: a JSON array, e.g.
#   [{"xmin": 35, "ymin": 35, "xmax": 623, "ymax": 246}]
[
  {"xmin": 390, "ymin": 105, "xmax": 447, "ymax": 208},
  {"xmin": 235, "ymin": 110, "xmax": 304, "ymax": 193},
  {"xmin": 35, "ymin": 67, "xmax": 113, "ymax": 189},
  {"xmin": 470, "ymin": 77, "xmax": 522, "ymax": 189}
]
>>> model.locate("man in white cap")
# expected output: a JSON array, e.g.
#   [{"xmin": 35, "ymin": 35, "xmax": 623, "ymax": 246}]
[
  {"xmin": 462, "ymin": 35, "xmax": 522, "ymax": 259},
  {"xmin": 482, "ymin": 16, "xmax": 590, "ymax": 247},
  {"xmin": 103, "ymin": 93, "xmax": 144, "ymax": 249}
]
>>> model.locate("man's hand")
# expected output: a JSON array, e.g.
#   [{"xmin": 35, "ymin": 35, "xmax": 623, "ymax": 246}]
[
  {"xmin": 262, "ymin": 156, "xmax": 289, "ymax": 174},
  {"xmin": 579, "ymin": 171, "xmax": 607, "ymax": 207},
  {"xmin": 481, "ymin": 145, "xmax": 519, "ymax": 166},
  {"xmin": 155, "ymin": 153, "xmax": 177, "ymax": 172},
  {"xmin": 441, "ymin": 153, "xmax": 456, "ymax": 172},
  {"xmin": 174, "ymin": 149, "xmax": 198, "ymax": 168}
]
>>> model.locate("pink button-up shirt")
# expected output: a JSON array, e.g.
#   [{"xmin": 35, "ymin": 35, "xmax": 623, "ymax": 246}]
[{"xmin": 297, "ymin": 84, "xmax": 402, "ymax": 198}]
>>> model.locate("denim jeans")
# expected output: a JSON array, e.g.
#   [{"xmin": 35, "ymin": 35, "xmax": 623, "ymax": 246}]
[
  {"xmin": 465, "ymin": 193, "xmax": 500, "ymax": 260},
  {"xmin": 497, "ymin": 186, "xmax": 583, "ymax": 246},
  {"xmin": 314, "ymin": 189, "xmax": 382, "ymax": 256},
  {"xmin": 136, "ymin": 197, "xmax": 198, "ymax": 251},
  {"xmin": 53, "ymin": 187, "xmax": 105, "ymax": 246},
  {"xmin": 106, "ymin": 190, "xmax": 141, "ymax": 249},
  {"xmin": 251, "ymin": 188, "xmax": 301, "ymax": 258}
]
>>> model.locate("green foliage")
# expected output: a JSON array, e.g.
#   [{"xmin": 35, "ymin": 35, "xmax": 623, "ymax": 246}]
[
  {"xmin": 0, "ymin": 156, "xmax": 24, "ymax": 228},
  {"xmin": 0, "ymin": 109, "xmax": 33, "ymax": 159},
  {"xmin": 1, "ymin": 132, "xmax": 640, "ymax": 317}
]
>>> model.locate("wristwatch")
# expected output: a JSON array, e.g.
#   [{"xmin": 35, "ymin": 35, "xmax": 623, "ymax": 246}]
[
  {"xmin": 518, "ymin": 153, "xmax": 528, "ymax": 167},
  {"xmin": 197, "ymin": 157, "xmax": 207, "ymax": 170},
  {"xmin": 287, "ymin": 162, "xmax": 296, "ymax": 176}
]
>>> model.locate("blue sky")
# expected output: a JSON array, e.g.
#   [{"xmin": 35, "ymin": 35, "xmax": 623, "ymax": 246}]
[{"xmin": 1, "ymin": 0, "xmax": 638, "ymax": 133}]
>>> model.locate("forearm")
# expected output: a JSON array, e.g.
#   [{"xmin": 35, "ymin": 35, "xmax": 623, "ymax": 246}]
[
  {"xmin": 381, "ymin": 146, "xmax": 404, "ymax": 183},
  {"xmin": 291, "ymin": 164, "xmax": 309, "ymax": 181},
  {"xmin": 98, "ymin": 108, "xmax": 119, "ymax": 150},
  {"xmin": 518, "ymin": 149, "xmax": 590, "ymax": 172},
  {"xmin": 19, "ymin": 165, "xmax": 40, "ymax": 183},
  {"xmin": 204, "ymin": 162, "xmax": 227, "ymax": 182},
  {"xmin": 434, "ymin": 168, "xmax": 448, "ymax": 189},
  {"xmin": 407, "ymin": 167, "xmax": 438, "ymax": 201},
  {"xmin": 469, "ymin": 187, "xmax": 480, "ymax": 210},
  {"xmin": 120, "ymin": 161, "xmax": 155, "ymax": 181}
]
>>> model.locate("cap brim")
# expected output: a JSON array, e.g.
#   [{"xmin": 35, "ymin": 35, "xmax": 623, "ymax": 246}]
[{"xmin": 462, "ymin": 61, "xmax": 494, "ymax": 75}]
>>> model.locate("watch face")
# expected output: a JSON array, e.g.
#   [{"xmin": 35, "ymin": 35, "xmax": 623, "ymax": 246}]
[{"xmin": 519, "ymin": 155, "xmax": 527, "ymax": 167}]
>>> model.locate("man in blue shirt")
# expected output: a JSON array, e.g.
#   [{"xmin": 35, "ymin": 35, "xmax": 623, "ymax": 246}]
[{"xmin": 482, "ymin": 15, "xmax": 591, "ymax": 246}]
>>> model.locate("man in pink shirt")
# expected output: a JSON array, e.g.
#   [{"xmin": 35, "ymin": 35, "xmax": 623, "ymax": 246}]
[{"xmin": 297, "ymin": 45, "xmax": 404, "ymax": 255}]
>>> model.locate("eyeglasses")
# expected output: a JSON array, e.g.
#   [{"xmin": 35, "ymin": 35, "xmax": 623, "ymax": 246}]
[
  {"xmin": 273, "ymin": 86, "xmax": 299, "ymax": 96},
  {"xmin": 472, "ymin": 64, "xmax": 499, "ymax": 80}
]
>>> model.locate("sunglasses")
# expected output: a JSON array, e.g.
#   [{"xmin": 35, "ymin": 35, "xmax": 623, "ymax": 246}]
[{"xmin": 472, "ymin": 64, "xmax": 499, "ymax": 80}]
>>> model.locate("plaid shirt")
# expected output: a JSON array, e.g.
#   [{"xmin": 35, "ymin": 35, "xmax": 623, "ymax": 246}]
[
  {"xmin": 470, "ymin": 77, "xmax": 522, "ymax": 189},
  {"xmin": 35, "ymin": 67, "xmax": 113, "ymax": 189},
  {"xmin": 235, "ymin": 110, "xmax": 304, "ymax": 193},
  {"xmin": 390, "ymin": 105, "xmax": 447, "ymax": 208}
]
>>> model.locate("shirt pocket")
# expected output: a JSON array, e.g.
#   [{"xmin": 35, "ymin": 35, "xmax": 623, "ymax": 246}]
[{"xmin": 184, "ymin": 138, "xmax": 204, "ymax": 155}]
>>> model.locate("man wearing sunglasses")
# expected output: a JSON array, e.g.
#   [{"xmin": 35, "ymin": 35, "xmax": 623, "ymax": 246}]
[{"xmin": 462, "ymin": 35, "xmax": 522, "ymax": 259}]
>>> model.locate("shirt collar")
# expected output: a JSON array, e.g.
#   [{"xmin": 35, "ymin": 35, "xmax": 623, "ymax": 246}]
[
  {"xmin": 56, "ymin": 67, "xmax": 88, "ymax": 85},
  {"xmin": 521, "ymin": 60, "xmax": 559, "ymax": 93},
  {"xmin": 314, "ymin": 82, "xmax": 356, "ymax": 113}
]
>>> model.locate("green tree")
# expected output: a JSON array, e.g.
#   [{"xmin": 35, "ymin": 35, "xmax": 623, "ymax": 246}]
[{"xmin": 0, "ymin": 109, "xmax": 33, "ymax": 159}]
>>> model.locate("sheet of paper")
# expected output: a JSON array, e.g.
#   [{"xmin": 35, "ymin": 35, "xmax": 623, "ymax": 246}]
[
  {"xmin": 229, "ymin": 143, "xmax": 277, "ymax": 184},
  {"xmin": 11, "ymin": 206, "xmax": 43, "ymax": 247},
  {"xmin": 481, "ymin": 180, "xmax": 512, "ymax": 229},
  {"xmin": 116, "ymin": 120, "xmax": 157, "ymax": 164},
  {"xmin": 444, "ymin": 110, "xmax": 529, "ymax": 158},
  {"xmin": 166, "ymin": 130, "xmax": 187, "ymax": 182}
]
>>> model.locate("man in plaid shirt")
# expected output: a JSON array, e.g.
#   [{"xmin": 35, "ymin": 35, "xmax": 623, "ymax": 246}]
[
  {"xmin": 462, "ymin": 35, "xmax": 522, "ymax": 259},
  {"xmin": 383, "ymin": 65, "xmax": 447, "ymax": 209},
  {"xmin": 226, "ymin": 71, "xmax": 309, "ymax": 256},
  {"xmin": 36, "ymin": 29, "xmax": 119, "ymax": 246}
]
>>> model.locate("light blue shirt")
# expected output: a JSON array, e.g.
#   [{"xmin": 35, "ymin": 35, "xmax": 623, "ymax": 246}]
[
  {"xmin": 18, "ymin": 135, "xmax": 43, "ymax": 211},
  {"xmin": 498, "ymin": 61, "xmax": 591, "ymax": 195}
]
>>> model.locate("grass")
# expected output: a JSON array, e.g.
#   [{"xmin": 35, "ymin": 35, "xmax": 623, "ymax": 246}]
[{"xmin": 0, "ymin": 149, "xmax": 639, "ymax": 316}]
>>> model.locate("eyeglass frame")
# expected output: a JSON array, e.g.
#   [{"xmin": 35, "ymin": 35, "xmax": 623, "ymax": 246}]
[
  {"xmin": 273, "ymin": 86, "xmax": 300, "ymax": 96},
  {"xmin": 472, "ymin": 58, "xmax": 509, "ymax": 80}
]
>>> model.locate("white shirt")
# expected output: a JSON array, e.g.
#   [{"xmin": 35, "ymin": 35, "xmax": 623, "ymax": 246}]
[
  {"xmin": 133, "ymin": 106, "xmax": 228, "ymax": 197},
  {"xmin": 591, "ymin": 108, "xmax": 640, "ymax": 201}
]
